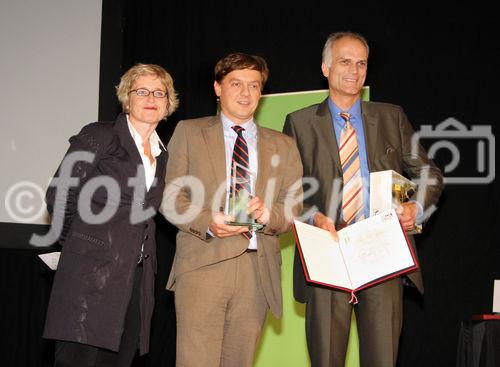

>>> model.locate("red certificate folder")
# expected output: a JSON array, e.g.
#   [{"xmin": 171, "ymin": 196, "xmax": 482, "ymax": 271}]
[
  {"xmin": 292, "ymin": 210, "xmax": 419, "ymax": 303},
  {"xmin": 471, "ymin": 314, "xmax": 500, "ymax": 320}
]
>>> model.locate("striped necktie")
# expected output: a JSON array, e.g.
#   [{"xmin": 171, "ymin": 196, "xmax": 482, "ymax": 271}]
[
  {"xmin": 339, "ymin": 112, "xmax": 365, "ymax": 224},
  {"xmin": 231, "ymin": 125, "xmax": 252, "ymax": 240}
]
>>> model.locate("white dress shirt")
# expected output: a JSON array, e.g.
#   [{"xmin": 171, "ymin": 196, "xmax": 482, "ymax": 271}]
[{"xmin": 126, "ymin": 115, "xmax": 165, "ymax": 191}]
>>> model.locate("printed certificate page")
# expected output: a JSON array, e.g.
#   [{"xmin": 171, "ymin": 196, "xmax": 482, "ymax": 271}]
[
  {"xmin": 338, "ymin": 210, "xmax": 416, "ymax": 290},
  {"xmin": 293, "ymin": 220, "xmax": 352, "ymax": 290}
]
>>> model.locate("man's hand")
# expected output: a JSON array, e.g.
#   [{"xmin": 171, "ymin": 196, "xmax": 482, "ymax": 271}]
[
  {"xmin": 247, "ymin": 196, "xmax": 270, "ymax": 225},
  {"xmin": 209, "ymin": 212, "xmax": 249, "ymax": 238},
  {"xmin": 313, "ymin": 212, "xmax": 339, "ymax": 241},
  {"xmin": 396, "ymin": 202, "xmax": 418, "ymax": 232}
]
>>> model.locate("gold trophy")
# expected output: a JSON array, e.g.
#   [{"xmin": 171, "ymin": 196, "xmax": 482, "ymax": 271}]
[
  {"xmin": 370, "ymin": 170, "xmax": 423, "ymax": 234},
  {"xmin": 392, "ymin": 181, "xmax": 422, "ymax": 234}
]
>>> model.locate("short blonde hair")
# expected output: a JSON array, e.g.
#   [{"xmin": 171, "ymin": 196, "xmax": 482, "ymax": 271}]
[{"xmin": 116, "ymin": 63, "xmax": 179, "ymax": 119}]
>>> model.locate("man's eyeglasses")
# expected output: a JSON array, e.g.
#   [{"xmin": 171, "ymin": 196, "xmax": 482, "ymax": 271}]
[{"xmin": 129, "ymin": 88, "xmax": 168, "ymax": 98}]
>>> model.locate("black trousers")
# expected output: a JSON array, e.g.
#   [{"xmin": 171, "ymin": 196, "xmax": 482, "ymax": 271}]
[{"xmin": 54, "ymin": 265, "xmax": 143, "ymax": 367}]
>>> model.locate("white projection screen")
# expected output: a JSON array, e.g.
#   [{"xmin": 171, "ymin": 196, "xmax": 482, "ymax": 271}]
[{"xmin": 0, "ymin": 0, "xmax": 102, "ymax": 225}]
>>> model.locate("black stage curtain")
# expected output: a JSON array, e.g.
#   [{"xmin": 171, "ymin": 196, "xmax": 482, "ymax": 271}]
[{"xmin": 1, "ymin": 1, "xmax": 499, "ymax": 366}]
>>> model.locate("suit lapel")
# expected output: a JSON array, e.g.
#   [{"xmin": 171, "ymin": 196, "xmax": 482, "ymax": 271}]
[
  {"xmin": 202, "ymin": 116, "xmax": 227, "ymax": 192},
  {"xmin": 314, "ymin": 99, "xmax": 342, "ymax": 172},
  {"xmin": 146, "ymin": 148, "xmax": 167, "ymax": 199},
  {"xmin": 113, "ymin": 113, "xmax": 144, "ymax": 169},
  {"xmin": 114, "ymin": 113, "xmax": 161, "ymax": 196},
  {"xmin": 361, "ymin": 101, "xmax": 379, "ymax": 171},
  {"xmin": 255, "ymin": 126, "xmax": 276, "ymax": 199}
]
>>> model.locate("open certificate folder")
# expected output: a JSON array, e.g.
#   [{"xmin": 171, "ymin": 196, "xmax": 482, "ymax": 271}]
[{"xmin": 292, "ymin": 209, "xmax": 418, "ymax": 303}]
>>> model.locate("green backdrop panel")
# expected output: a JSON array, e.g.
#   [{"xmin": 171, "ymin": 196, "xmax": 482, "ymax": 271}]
[{"xmin": 253, "ymin": 87, "xmax": 369, "ymax": 367}]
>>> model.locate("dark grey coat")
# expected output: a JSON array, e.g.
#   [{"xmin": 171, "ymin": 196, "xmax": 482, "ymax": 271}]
[{"xmin": 43, "ymin": 113, "xmax": 166, "ymax": 354}]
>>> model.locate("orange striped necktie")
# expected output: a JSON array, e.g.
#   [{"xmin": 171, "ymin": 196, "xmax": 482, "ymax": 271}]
[{"xmin": 339, "ymin": 112, "xmax": 365, "ymax": 224}]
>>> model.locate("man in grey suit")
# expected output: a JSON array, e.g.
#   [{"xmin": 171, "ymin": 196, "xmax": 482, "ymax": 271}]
[
  {"xmin": 283, "ymin": 32, "xmax": 443, "ymax": 367},
  {"xmin": 160, "ymin": 53, "xmax": 303, "ymax": 367}
]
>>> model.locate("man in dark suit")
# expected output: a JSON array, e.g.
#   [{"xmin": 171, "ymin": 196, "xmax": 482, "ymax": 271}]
[
  {"xmin": 283, "ymin": 32, "xmax": 443, "ymax": 367},
  {"xmin": 160, "ymin": 53, "xmax": 303, "ymax": 367}
]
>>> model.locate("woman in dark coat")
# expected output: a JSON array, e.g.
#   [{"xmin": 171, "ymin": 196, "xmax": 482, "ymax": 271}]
[{"xmin": 43, "ymin": 64, "xmax": 178, "ymax": 367}]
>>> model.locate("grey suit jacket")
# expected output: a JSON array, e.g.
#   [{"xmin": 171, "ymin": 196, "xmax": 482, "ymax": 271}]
[
  {"xmin": 283, "ymin": 99, "xmax": 443, "ymax": 302},
  {"xmin": 160, "ymin": 115, "xmax": 303, "ymax": 318}
]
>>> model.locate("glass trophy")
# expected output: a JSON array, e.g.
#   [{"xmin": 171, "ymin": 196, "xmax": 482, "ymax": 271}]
[{"xmin": 225, "ymin": 162, "xmax": 264, "ymax": 231}]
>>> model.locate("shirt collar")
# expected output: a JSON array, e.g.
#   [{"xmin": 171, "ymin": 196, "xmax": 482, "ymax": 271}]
[
  {"xmin": 126, "ymin": 114, "xmax": 165, "ymax": 157},
  {"xmin": 328, "ymin": 98, "xmax": 362, "ymax": 126},
  {"xmin": 220, "ymin": 112, "xmax": 257, "ymax": 136}
]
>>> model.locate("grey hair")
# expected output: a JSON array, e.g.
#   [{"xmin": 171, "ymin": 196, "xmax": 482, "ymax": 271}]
[{"xmin": 322, "ymin": 31, "xmax": 370, "ymax": 67}]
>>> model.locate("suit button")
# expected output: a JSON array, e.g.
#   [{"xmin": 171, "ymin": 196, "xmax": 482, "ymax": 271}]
[
  {"xmin": 144, "ymin": 254, "xmax": 150, "ymax": 259},
  {"xmin": 144, "ymin": 234, "xmax": 149, "ymax": 241}
]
